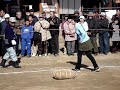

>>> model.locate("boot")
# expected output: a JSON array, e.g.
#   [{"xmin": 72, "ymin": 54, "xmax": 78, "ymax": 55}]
[
  {"xmin": 0, "ymin": 59, "xmax": 7, "ymax": 68},
  {"xmin": 12, "ymin": 61, "xmax": 21, "ymax": 68}
]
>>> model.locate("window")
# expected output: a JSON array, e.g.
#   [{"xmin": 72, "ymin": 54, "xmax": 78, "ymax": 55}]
[{"xmin": 45, "ymin": 0, "xmax": 53, "ymax": 5}]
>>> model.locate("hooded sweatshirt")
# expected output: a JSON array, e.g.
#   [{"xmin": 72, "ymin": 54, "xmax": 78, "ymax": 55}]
[{"xmin": 21, "ymin": 25, "xmax": 33, "ymax": 39}]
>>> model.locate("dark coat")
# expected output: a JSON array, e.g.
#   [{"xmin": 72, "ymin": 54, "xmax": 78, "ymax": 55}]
[
  {"xmin": 98, "ymin": 18, "xmax": 109, "ymax": 34},
  {"xmin": 86, "ymin": 18, "xmax": 98, "ymax": 37},
  {"xmin": 47, "ymin": 16, "xmax": 60, "ymax": 35},
  {"xmin": 4, "ymin": 23, "xmax": 16, "ymax": 47}
]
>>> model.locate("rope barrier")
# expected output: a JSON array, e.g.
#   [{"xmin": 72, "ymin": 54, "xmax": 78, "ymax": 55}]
[{"xmin": 0, "ymin": 29, "xmax": 119, "ymax": 36}]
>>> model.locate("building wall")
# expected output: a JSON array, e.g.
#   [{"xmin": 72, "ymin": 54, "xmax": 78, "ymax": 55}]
[{"xmin": 59, "ymin": 0, "xmax": 81, "ymax": 14}]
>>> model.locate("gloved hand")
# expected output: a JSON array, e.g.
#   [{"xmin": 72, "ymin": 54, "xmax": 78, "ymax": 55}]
[{"xmin": 11, "ymin": 40, "xmax": 16, "ymax": 45}]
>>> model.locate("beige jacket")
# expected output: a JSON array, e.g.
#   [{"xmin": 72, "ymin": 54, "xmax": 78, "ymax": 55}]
[{"xmin": 34, "ymin": 20, "xmax": 51, "ymax": 41}]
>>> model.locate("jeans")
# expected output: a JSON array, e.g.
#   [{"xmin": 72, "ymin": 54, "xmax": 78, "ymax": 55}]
[
  {"xmin": 99, "ymin": 32, "xmax": 109, "ymax": 54},
  {"xmin": 21, "ymin": 38, "xmax": 31, "ymax": 55},
  {"xmin": 66, "ymin": 41, "xmax": 75, "ymax": 54},
  {"xmin": 3, "ymin": 47, "xmax": 17, "ymax": 61},
  {"xmin": 75, "ymin": 50, "xmax": 99, "ymax": 70}
]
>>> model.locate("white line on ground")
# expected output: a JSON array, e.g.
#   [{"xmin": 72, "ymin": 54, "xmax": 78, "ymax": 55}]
[{"xmin": 0, "ymin": 66, "xmax": 120, "ymax": 75}]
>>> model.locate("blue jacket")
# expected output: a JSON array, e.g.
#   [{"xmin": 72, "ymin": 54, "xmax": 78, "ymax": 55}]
[
  {"xmin": 21, "ymin": 25, "xmax": 33, "ymax": 39},
  {"xmin": 75, "ymin": 23, "xmax": 90, "ymax": 43}
]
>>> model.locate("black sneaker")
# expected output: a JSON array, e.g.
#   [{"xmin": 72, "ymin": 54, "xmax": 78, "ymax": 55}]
[
  {"xmin": 72, "ymin": 68, "xmax": 80, "ymax": 72},
  {"xmin": 94, "ymin": 67, "xmax": 100, "ymax": 72}
]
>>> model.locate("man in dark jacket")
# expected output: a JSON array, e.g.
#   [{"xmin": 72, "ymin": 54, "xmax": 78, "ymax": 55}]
[
  {"xmin": 86, "ymin": 12, "xmax": 99, "ymax": 55},
  {"xmin": 0, "ymin": 17, "xmax": 21, "ymax": 68},
  {"xmin": 98, "ymin": 12, "xmax": 109, "ymax": 55},
  {"xmin": 47, "ymin": 11, "xmax": 60, "ymax": 56},
  {"xmin": 14, "ymin": 11, "xmax": 25, "ymax": 56}
]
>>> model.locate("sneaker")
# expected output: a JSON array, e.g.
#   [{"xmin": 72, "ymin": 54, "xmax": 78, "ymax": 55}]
[
  {"xmin": 94, "ymin": 67, "xmax": 100, "ymax": 72},
  {"xmin": 27, "ymin": 55, "xmax": 31, "ymax": 58},
  {"xmin": 44, "ymin": 53, "xmax": 47, "ymax": 56},
  {"xmin": 39, "ymin": 55, "xmax": 42, "ymax": 57},
  {"xmin": 72, "ymin": 68, "xmax": 80, "ymax": 72},
  {"xmin": 32, "ymin": 53, "xmax": 36, "ymax": 56},
  {"xmin": 54, "ymin": 54, "xmax": 59, "ymax": 57}
]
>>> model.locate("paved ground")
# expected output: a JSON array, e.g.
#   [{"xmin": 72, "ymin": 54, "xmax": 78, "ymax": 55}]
[{"xmin": 0, "ymin": 52, "xmax": 120, "ymax": 90}]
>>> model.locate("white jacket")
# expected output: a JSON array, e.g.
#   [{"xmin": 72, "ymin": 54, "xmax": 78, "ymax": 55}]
[{"xmin": 34, "ymin": 20, "xmax": 51, "ymax": 41}]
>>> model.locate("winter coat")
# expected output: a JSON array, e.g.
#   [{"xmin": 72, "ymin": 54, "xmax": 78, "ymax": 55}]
[
  {"xmin": 80, "ymin": 22, "xmax": 89, "ymax": 32},
  {"xmin": 75, "ymin": 22, "xmax": 90, "ymax": 43},
  {"xmin": 21, "ymin": 25, "xmax": 33, "ymax": 39},
  {"xmin": 4, "ymin": 23, "xmax": 16, "ymax": 47},
  {"xmin": 34, "ymin": 20, "xmax": 51, "ymax": 41},
  {"xmin": 98, "ymin": 18, "xmax": 109, "ymax": 34},
  {"xmin": 63, "ymin": 21, "xmax": 77, "ymax": 41},
  {"xmin": 86, "ymin": 18, "xmax": 98, "ymax": 37},
  {"xmin": 47, "ymin": 16, "xmax": 60, "ymax": 35}
]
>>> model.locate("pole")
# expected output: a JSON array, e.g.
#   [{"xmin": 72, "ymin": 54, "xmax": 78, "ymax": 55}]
[{"xmin": 99, "ymin": 3, "xmax": 101, "ymax": 14}]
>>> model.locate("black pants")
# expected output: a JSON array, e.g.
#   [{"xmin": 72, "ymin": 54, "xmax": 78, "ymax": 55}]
[
  {"xmin": 75, "ymin": 50, "xmax": 99, "ymax": 70},
  {"xmin": 112, "ymin": 41, "xmax": 120, "ymax": 52},
  {"xmin": 16, "ymin": 34, "xmax": 21, "ymax": 55},
  {"xmin": 0, "ymin": 37, "xmax": 6, "ymax": 56},
  {"xmin": 33, "ymin": 32, "xmax": 42, "ymax": 55},
  {"xmin": 50, "ymin": 34, "xmax": 59, "ymax": 55}
]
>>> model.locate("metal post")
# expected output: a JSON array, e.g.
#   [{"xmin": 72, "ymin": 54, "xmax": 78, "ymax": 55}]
[{"xmin": 99, "ymin": 3, "xmax": 101, "ymax": 14}]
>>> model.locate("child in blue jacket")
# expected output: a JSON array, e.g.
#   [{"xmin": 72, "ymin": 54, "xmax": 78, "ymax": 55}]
[{"xmin": 21, "ymin": 19, "xmax": 33, "ymax": 57}]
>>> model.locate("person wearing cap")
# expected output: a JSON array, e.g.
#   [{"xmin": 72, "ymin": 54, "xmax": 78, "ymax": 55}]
[
  {"xmin": 63, "ymin": 15, "xmax": 77, "ymax": 56},
  {"xmin": 21, "ymin": 19, "xmax": 33, "ymax": 58},
  {"xmin": 14, "ymin": 11, "xmax": 25, "ymax": 56},
  {"xmin": 98, "ymin": 12, "xmax": 109, "ymax": 55},
  {"xmin": 79, "ymin": 16, "xmax": 88, "ymax": 31},
  {"xmin": 72, "ymin": 16, "xmax": 100, "ymax": 72},
  {"xmin": 86, "ymin": 12, "xmax": 99, "ymax": 55},
  {"xmin": 34, "ymin": 14, "xmax": 51, "ymax": 56},
  {"xmin": 47, "ymin": 11, "xmax": 60, "ymax": 56},
  {"xmin": 0, "ymin": 16, "xmax": 21, "ymax": 68}
]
